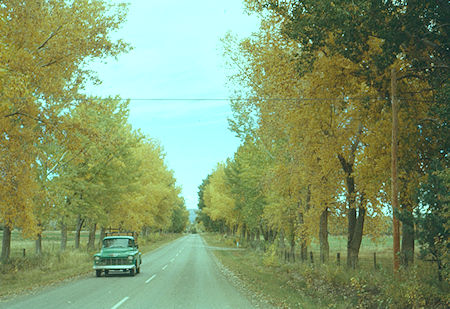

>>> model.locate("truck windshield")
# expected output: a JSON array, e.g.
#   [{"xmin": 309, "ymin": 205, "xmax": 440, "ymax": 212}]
[{"xmin": 103, "ymin": 238, "xmax": 133, "ymax": 248}]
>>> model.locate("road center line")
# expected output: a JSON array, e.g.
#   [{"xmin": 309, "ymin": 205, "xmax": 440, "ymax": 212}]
[
  {"xmin": 111, "ymin": 296, "xmax": 129, "ymax": 309},
  {"xmin": 170, "ymin": 258, "xmax": 175, "ymax": 263},
  {"xmin": 162, "ymin": 264, "xmax": 168, "ymax": 270},
  {"xmin": 145, "ymin": 274, "xmax": 156, "ymax": 284}
]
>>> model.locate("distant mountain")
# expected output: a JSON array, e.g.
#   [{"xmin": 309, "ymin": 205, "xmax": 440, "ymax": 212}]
[{"xmin": 188, "ymin": 209, "xmax": 198, "ymax": 223}]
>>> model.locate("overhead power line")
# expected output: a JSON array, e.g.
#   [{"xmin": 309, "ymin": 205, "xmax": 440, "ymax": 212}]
[{"xmin": 0, "ymin": 96, "xmax": 434, "ymax": 103}]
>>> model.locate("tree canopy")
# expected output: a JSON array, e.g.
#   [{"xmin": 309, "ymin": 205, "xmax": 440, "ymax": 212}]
[
  {"xmin": 199, "ymin": 0, "xmax": 448, "ymax": 275},
  {"xmin": 1, "ymin": 0, "xmax": 187, "ymax": 262}
]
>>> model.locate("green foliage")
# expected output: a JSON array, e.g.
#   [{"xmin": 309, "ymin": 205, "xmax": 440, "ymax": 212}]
[
  {"xmin": 262, "ymin": 243, "xmax": 279, "ymax": 267},
  {"xmin": 269, "ymin": 0, "xmax": 449, "ymax": 87},
  {"xmin": 225, "ymin": 140, "xmax": 270, "ymax": 233},
  {"xmin": 416, "ymin": 161, "xmax": 449, "ymax": 282},
  {"xmin": 197, "ymin": 174, "xmax": 221, "ymax": 232},
  {"xmin": 168, "ymin": 202, "xmax": 189, "ymax": 233}
]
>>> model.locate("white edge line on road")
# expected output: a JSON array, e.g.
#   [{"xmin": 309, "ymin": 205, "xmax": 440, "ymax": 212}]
[
  {"xmin": 111, "ymin": 296, "xmax": 129, "ymax": 309},
  {"xmin": 145, "ymin": 274, "xmax": 156, "ymax": 284},
  {"xmin": 170, "ymin": 258, "xmax": 175, "ymax": 263},
  {"xmin": 162, "ymin": 264, "xmax": 168, "ymax": 270}
]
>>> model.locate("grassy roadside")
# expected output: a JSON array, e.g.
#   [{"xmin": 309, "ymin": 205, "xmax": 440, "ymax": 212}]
[
  {"xmin": 203, "ymin": 233, "xmax": 345, "ymax": 308},
  {"xmin": 0, "ymin": 231, "xmax": 183, "ymax": 299},
  {"xmin": 202, "ymin": 233, "xmax": 448, "ymax": 308}
]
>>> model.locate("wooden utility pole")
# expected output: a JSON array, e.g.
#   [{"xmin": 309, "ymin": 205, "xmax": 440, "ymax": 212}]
[{"xmin": 391, "ymin": 68, "xmax": 400, "ymax": 273}]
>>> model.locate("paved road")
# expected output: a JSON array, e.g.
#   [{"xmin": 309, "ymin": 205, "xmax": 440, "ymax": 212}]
[{"xmin": 0, "ymin": 234, "xmax": 254, "ymax": 309}]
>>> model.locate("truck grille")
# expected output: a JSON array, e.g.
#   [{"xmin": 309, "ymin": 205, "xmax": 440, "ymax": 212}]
[{"xmin": 103, "ymin": 258, "xmax": 129, "ymax": 265}]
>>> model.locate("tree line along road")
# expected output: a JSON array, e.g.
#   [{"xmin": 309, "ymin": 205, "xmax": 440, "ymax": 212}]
[{"xmin": 0, "ymin": 234, "xmax": 257, "ymax": 309}]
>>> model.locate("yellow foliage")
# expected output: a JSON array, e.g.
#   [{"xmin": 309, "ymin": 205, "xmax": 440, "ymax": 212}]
[
  {"xmin": 203, "ymin": 163, "xmax": 239, "ymax": 229},
  {"xmin": 0, "ymin": 0, "xmax": 129, "ymax": 237},
  {"xmin": 223, "ymin": 7, "xmax": 436, "ymax": 246}
]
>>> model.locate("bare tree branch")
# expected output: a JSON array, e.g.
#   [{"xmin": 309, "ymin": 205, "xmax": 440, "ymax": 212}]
[
  {"xmin": 37, "ymin": 25, "xmax": 62, "ymax": 51},
  {"xmin": 41, "ymin": 60, "xmax": 58, "ymax": 68}
]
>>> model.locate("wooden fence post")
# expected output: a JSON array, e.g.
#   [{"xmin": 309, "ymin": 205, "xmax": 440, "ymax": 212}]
[
  {"xmin": 337, "ymin": 252, "xmax": 340, "ymax": 266},
  {"xmin": 310, "ymin": 251, "xmax": 314, "ymax": 264}
]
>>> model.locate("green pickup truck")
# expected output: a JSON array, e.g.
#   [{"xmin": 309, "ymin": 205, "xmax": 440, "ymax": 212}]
[{"xmin": 93, "ymin": 231, "xmax": 142, "ymax": 277}]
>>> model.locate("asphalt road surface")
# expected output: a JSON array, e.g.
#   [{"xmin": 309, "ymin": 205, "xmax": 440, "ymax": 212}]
[{"xmin": 0, "ymin": 234, "xmax": 254, "ymax": 309}]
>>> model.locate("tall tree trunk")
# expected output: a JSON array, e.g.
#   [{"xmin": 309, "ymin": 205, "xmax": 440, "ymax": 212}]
[
  {"xmin": 98, "ymin": 227, "xmax": 106, "ymax": 248},
  {"xmin": 141, "ymin": 226, "xmax": 148, "ymax": 237},
  {"xmin": 401, "ymin": 204, "xmax": 415, "ymax": 267},
  {"xmin": 60, "ymin": 200, "xmax": 70, "ymax": 251},
  {"xmin": 241, "ymin": 224, "xmax": 246, "ymax": 242},
  {"xmin": 36, "ymin": 233, "xmax": 42, "ymax": 255},
  {"xmin": 339, "ymin": 153, "xmax": 366, "ymax": 269},
  {"xmin": 60, "ymin": 221, "xmax": 67, "ymax": 251},
  {"xmin": 87, "ymin": 223, "xmax": 96, "ymax": 251},
  {"xmin": 75, "ymin": 215, "xmax": 84, "ymax": 249},
  {"xmin": 300, "ymin": 240, "xmax": 308, "ymax": 262},
  {"xmin": 391, "ymin": 68, "xmax": 400, "ymax": 272},
  {"xmin": 347, "ymin": 207, "xmax": 357, "ymax": 267},
  {"xmin": 1, "ymin": 225, "xmax": 11, "ymax": 263},
  {"xmin": 289, "ymin": 233, "xmax": 296, "ymax": 262},
  {"xmin": 262, "ymin": 224, "xmax": 269, "ymax": 242},
  {"xmin": 279, "ymin": 229, "xmax": 285, "ymax": 249},
  {"xmin": 298, "ymin": 210, "xmax": 308, "ymax": 262},
  {"xmin": 271, "ymin": 229, "xmax": 278, "ymax": 243},
  {"xmin": 298, "ymin": 186, "xmax": 311, "ymax": 262},
  {"xmin": 319, "ymin": 207, "xmax": 329, "ymax": 263},
  {"xmin": 347, "ymin": 207, "xmax": 366, "ymax": 269},
  {"xmin": 35, "ymin": 222, "xmax": 42, "ymax": 255}
]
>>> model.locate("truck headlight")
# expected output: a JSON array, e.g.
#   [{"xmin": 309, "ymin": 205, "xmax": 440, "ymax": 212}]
[
  {"xmin": 127, "ymin": 255, "xmax": 134, "ymax": 261},
  {"xmin": 94, "ymin": 256, "xmax": 100, "ymax": 261}
]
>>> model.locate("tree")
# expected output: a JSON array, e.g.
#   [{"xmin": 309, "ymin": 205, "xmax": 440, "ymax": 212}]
[
  {"xmin": 113, "ymin": 139, "xmax": 182, "ymax": 234},
  {"xmin": 57, "ymin": 97, "xmax": 139, "ymax": 249},
  {"xmin": 203, "ymin": 163, "xmax": 240, "ymax": 234},
  {"xmin": 226, "ymin": 140, "xmax": 270, "ymax": 243},
  {"xmin": 197, "ymin": 174, "xmax": 224, "ymax": 232},
  {"xmin": 416, "ymin": 163, "xmax": 449, "ymax": 282},
  {"xmin": 251, "ymin": 0, "xmax": 449, "ymax": 89},
  {"xmin": 0, "ymin": 0, "xmax": 129, "ymax": 261},
  {"xmin": 223, "ymin": 14, "xmax": 380, "ymax": 267},
  {"xmin": 240, "ymin": 0, "xmax": 448, "ymax": 270},
  {"xmin": 168, "ymin": 201, "xmax": 189, "ymax": 234}
]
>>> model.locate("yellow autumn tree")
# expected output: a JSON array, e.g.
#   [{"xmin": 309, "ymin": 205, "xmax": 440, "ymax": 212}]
[
  {"xmin": 223, "ymin": 10, "xmax": 418, "ymax": 268},
  {"xmin": 0, "ymin": 0, "xmax": 129, "ymax": 261},
  {"xmin": 203, "ymin": 163, "xmax": 240, "ymax": 233},
  {"xmin": 109, "ymin": 138, "xmax": 183, "ymax": 235}
]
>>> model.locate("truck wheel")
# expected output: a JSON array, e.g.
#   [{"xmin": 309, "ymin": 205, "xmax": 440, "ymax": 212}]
[
  {"xmin": 104, "ymin": 270, "xmax": 109, "ymax": 276},
  {"xmin": 129, "ymin": 268, "xmax": 135, "ymax": 276},
  {"xmin": 96, "ymin": 270, "xmax": 102, "ymax": 277}
]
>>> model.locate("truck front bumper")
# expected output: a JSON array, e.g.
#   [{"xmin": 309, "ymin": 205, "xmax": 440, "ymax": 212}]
[{"xmin": 93, "ymin": 264, "xmax": 135, "ymax": 270}]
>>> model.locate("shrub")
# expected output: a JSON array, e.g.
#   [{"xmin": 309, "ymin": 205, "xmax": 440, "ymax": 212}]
[{"xmin": 263, "ymin": 243, "xmax": 279, "ymax": 267}]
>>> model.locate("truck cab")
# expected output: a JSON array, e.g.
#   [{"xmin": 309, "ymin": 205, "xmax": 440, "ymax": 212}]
[{"xmin": 93, "ymin": 230, "xmax": 142, "ymax": 277}]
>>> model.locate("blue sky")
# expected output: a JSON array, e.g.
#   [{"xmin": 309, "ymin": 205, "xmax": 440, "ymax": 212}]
[{"xmin": 85, "ymin": 0, "xmax": 260, "ymax": 209}]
